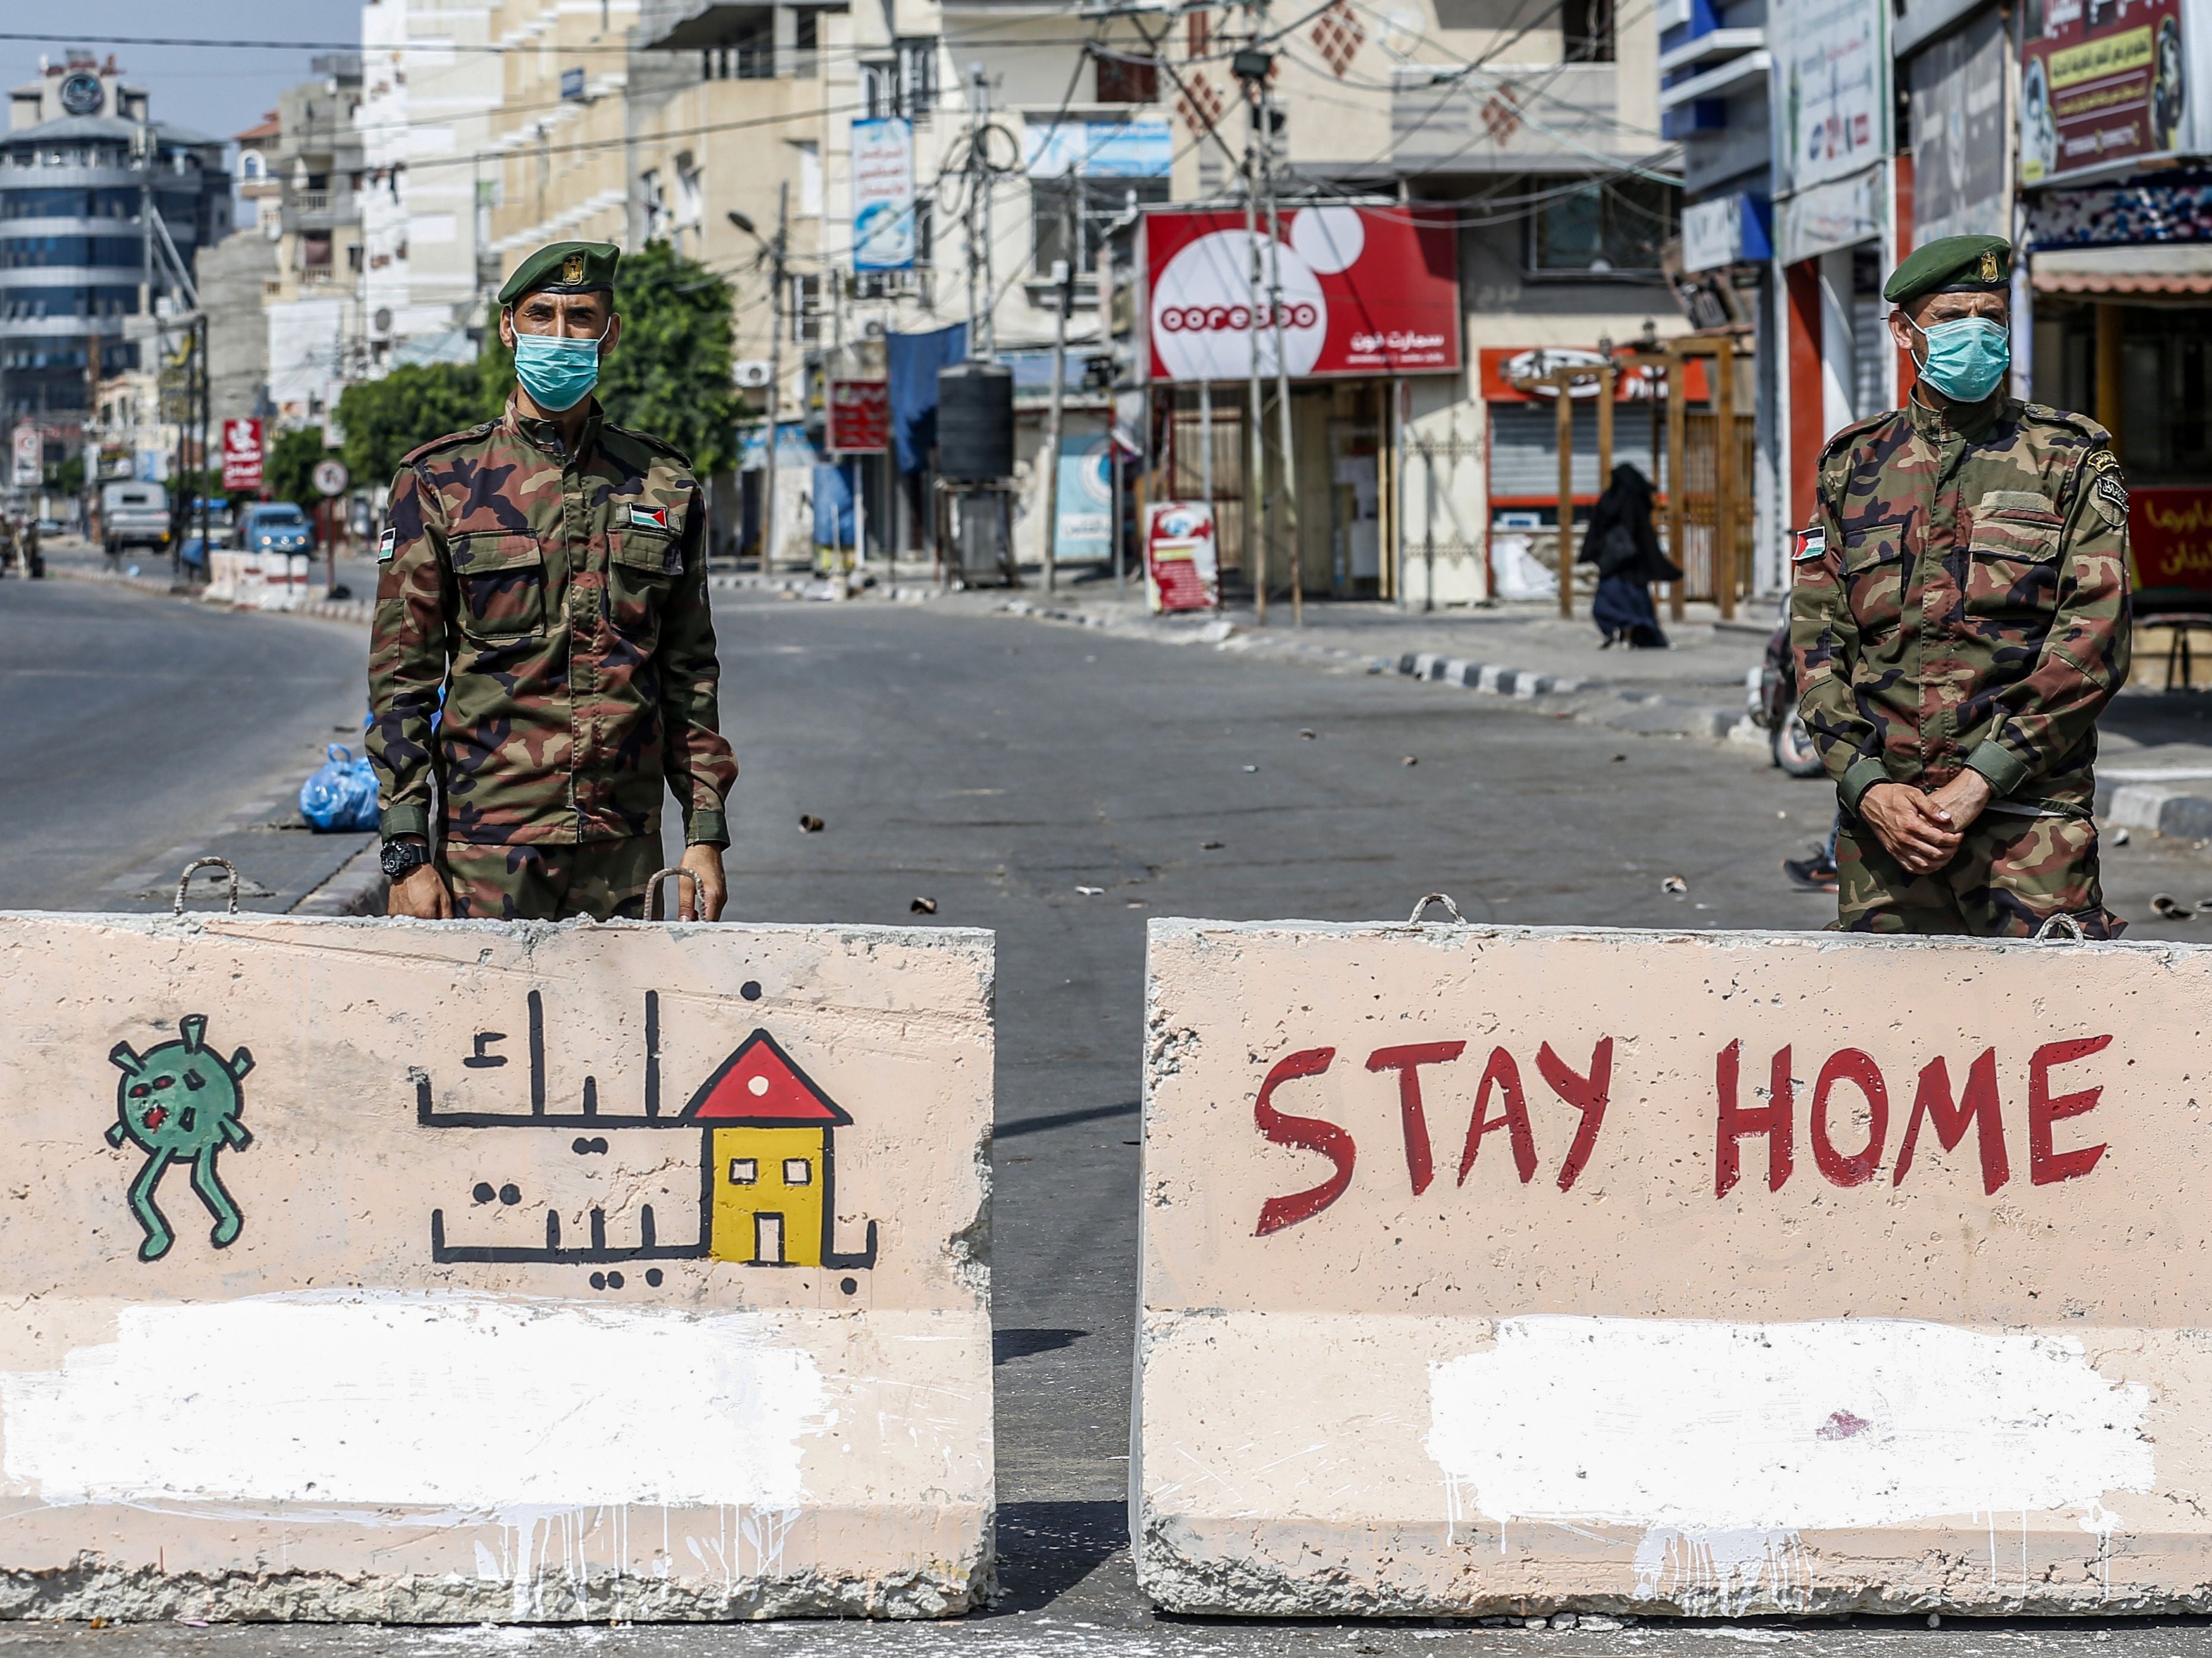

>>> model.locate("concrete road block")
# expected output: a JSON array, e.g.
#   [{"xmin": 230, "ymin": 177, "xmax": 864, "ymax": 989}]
[
  {"xmin": 1136, "ymin": 919, "xmax": 2212, "ymax": 1618},
  {"xmin": 0, "ymin": 912, "xmax": 994, "ymax": 1621}
]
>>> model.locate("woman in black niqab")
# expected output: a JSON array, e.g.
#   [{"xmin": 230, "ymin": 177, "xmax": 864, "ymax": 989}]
[{"xmin": 1579, "ymin": 463, "xmax": 1682, "ymax": 648}]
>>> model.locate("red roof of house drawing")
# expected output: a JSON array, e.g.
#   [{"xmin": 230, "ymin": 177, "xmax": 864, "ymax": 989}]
[{"xmin": 681, "ymin": 1029, "xmax": 853, "ymax": 1126}]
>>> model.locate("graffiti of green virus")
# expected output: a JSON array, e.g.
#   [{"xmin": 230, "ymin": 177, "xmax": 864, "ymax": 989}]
[{"xmin": 105, "ymin": 1015, "xmax": 255, "ymax": 1262}]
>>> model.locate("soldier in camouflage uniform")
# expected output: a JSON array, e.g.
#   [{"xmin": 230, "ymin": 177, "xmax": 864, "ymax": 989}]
[
  {"xmin": 367, "ymin": 240, "xmax": 737, "ymax": 922},
  {"xmin": 1791, "ymin": 234, "xmax": 2131, "ymax": 937}
]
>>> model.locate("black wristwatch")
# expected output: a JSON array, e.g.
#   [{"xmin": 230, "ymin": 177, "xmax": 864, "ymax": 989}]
[{"xmin": 380, "ymin": 839, "xmax": 431, "ymax": 880}]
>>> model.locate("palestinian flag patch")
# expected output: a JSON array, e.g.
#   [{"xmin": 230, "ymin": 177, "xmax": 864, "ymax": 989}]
[
  {"xmin": 1790, "ymin": 526, "xmax": 1828, "ymax": 563},
  {"xmin": 378, "ymin": 527, "xmax": 398, "ymax": 562},
  {"xmin": 629, "ymin": 504, "xmax": 670, "ymax": 531}
]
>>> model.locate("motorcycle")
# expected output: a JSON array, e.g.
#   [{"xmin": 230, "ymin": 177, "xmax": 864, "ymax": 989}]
[{"xmin": 1748, "ymin": 598, "xmax": 1825, "ymax": 777}]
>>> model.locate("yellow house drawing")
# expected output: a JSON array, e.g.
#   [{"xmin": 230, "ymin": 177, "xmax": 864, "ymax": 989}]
[{"xmin": 683, "ymin": 1029, "xmax": 857, "ymax": 1267}]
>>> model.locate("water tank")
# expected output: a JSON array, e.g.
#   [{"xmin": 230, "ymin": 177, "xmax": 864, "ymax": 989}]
[{"xmin": 937, "ymin": 362, "xmax": 1014, "ymax": 481}]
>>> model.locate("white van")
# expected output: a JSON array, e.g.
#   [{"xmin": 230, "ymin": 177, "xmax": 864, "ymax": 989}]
[{"xmin": 100, "ymin": 482, "xmax": 172, "ymax": 560}]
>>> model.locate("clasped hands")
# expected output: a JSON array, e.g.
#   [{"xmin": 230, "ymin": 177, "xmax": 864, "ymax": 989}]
[{"xmin": 1858, "ymin": 771, "xmax": 1994, "ymax": 875}]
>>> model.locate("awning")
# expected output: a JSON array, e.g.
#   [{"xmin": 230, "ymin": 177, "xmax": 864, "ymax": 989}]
[{"xmin": 2032, "ymin": 244, "xmax": 2212, "ymax": 295}]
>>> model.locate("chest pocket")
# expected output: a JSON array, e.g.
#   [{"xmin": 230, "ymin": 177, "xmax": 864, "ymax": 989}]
[
  {"xmin": 450, "ymin": 533, "xmax": 545, "ymax": 641},
  {"xmin": 608, "ymin": 526, "xmax": 680, "ymax": 649},
  {"xmin": 1840, "ymin": 519, "xmax": 1909, "ymax": 634},
  {"xmin": 1966, "ymin": 497, "xmax": 2063, "ymax": 619}
]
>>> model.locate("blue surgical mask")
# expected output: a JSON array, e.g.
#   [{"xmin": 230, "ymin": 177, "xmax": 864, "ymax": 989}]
[
  {"xmin": 513, "ymin": 328, "xmax": 605, "ymax": 412},
  {"xmin": 1913, "ymin": 315, "xmax": 2010, "ymax": 403}
]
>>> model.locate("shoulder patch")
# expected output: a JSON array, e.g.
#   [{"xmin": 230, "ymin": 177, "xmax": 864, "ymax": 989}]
[
  {"xmin": 378, "ymin": 527, "xmax": 398, "ymax": 562},
  {"xmin": 2087, "ymin": 446, "xmax": 2122, "ymax": 476},
  {"xmin": 1790, "ymin": 526, "xmax": 1829, "ymax": 563},
  {"xmin": 2091, "ymin": 469, "xmax": 2129, "ymax": 529},
  {"xmin": 399, "ymin": 420, "xmax": 498, "ymax": 469}
]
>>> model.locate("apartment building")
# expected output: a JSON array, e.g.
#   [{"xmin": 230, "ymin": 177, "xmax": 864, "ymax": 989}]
[{"xmin": 359, "ymin": 0, "xmax": 507, "ymax": 369}]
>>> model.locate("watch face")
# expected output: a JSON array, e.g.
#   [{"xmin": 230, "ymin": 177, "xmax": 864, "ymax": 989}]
[{"xmin": 58, "ymin": 73, "xmax": 103, "ymax": 117}]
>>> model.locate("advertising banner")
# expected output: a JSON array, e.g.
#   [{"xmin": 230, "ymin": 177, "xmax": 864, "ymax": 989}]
[
  {"xmin": 1772, "ymin": 0, "xmax": 1889, "ymax": 196},
  {"xmin": 2130, "ymin": 485, "xmax": 2212, "ymax": 598},
  {"xmin": 1909, "ymin": 8, "xmax": 2010, "ymax": 243},
  {"xmin": 852, "ymin": 117, "xmax": 916, "ymax": 273},
  {"xmin": 827, "ymin": 380, "xmax": 890, "ymax": 454},
  {"xmin": 1024, "ymin": 116, "xmax": 1173, "ymax": 178},
  {"xmin": 1477, "ymin": 347, "xmax": 1707, "ymax": 402},
  {"xmin": 2021, "ymin": 0, "xmax": 2188, "ymax": 186},
  {"xmin": 1143, "ymin": 500, "xmax": 1220, "ymax": 613},
  {"xmin": 10, "ymin": 421, "xmax": 37, "ymax": 489},
  {"xmin": 220, "ymin": 418, "xmax": 263, "ymax": 493},
  {"xmin": 1055, "ymin": 431, "xmax": 1113, "ymax": 564},
  {"xmin": 1142, "ymin": 205, "xmax": 1460, "ymax": 384}
]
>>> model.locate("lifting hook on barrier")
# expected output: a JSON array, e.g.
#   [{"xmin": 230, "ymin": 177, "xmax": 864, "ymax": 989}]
[
  {"xmin": 644, "ymin": 867, "xmax": 701, "ymax": 922},
  {"xmin": 1405, "ymin": 892, "xmax": 1467, "ymax": 925},
  {"xmin": 174, "ymin": 856, "xmax": 241, "ymax": 917},
  {"xmin": 2034, "ymin": 912, "xmax": 2089, "ymax": 944}
]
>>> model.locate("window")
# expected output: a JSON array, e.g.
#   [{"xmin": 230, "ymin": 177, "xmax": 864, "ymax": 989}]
[
  {"xmin": 1095, "ymin": 55, "xmax": 1160, "ymax": 103},
  {"xmin": 794, "ymin": 141, "xmax": 821, "ymax": 216},
  {"xmin": 240, "ymin": 152, "xmax": 264, "ymax": 181},
  {"xmin": 1529, "ymin": 178, "xmax": 1674, "ymax": 274},
  {"xmin": 1562, "ymin": 0, "xmax": 1615, "ymax": 60},
  {"xmin": 1188, "ymin": 10, "xmax": 1211, "ymax": 55},
  {"xmin": 728, "ymin": 1157, "xmax": 758, "ymax": 1184},
  {"xmin": 1032, "ymin": 175, "xmax": 1170, "ymax": 276},
  {"xmin": 794, "ymin": 11, "xmax": 819, "ymax": 77},
  {"xmin": 640, "ymin": 167, "xmax": 668, "ymax": 240},
  {"xmin": 782, "ymin": 1158, "xmax": 812, "ymax": 1186},
  {"xmin": 861, "ymin": 38, "xmax": 939, "ymax": 118},
  {"xmin": 674, "ymin": 151, "xmax": 703, "ymax": 225}
]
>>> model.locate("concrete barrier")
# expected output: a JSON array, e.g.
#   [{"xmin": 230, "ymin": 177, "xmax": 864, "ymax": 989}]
[
  {"xmin": 1136, "ymin": 918, "xmax": 2211, "ymax": 1617},
  {"xmin": 0, "ymin": 911, "xmax": 994, "ymax": 1621}
]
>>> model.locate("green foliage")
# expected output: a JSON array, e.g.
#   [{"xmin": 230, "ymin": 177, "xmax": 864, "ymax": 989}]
[
  {"xmin": 45, "ymin": 453, "xmax": 83, "ymax": 495},
  {"xmin": 264, "ymin": 425, "xmax": 334, "ymax": 508},
  {"xmin": 334, "ymin": 362, "xmax": 494, "ymax": 489},
  {"xmin": 476, "ymin": 243, "xmax": 740, "ymax": 474}
]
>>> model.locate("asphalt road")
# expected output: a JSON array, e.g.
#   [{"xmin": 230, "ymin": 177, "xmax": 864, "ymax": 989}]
[
  {"xmin": 0, "ymin": 576, "xmax": 370, "ymax": 910},
  {"xmin": 9, "ymin": 588, "xmax": 2212, "ymax": 1654}
]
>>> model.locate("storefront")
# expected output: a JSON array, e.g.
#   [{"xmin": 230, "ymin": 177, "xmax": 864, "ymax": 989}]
[
  {"xmin": 1136, "ymin": 202, "xmax": 1462, "ymax": 602},
  {"xmin": 2021, "ymin": 0, "xmax": 2212, "ymax": 614}
]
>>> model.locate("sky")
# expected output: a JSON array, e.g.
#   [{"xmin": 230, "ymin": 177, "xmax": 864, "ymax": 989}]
[{"xmin": 8, "ymin": 2, "xmax": 367, "ymax": 144}]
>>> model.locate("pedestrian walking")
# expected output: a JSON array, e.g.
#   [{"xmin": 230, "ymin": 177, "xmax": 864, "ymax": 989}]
[
  {"xmin": 367, "ymin": 240, "xmax": 737, "ymax": 922},
  {"xmin": 1581, "ymin": 462, "xmax": 1680, "ymax": 648},
  {"xmin": 1791, "ymin": 233, "xmax": 2131, "ymax": 936}
]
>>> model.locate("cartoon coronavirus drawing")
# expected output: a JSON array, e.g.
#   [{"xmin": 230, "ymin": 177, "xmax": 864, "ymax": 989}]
[{"xmin": 105, "ymin": 1015, "xmax": 255, "ymax": 1261}]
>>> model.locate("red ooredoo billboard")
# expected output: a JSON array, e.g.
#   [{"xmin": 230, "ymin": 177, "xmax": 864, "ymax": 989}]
[{"xmin": 1141, "ymin": 204, "xmax": 1460, "ymax": 385}]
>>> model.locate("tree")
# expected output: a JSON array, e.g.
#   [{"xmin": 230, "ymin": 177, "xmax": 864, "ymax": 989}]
[
  {"xmin": 334, "ymin": 362, "xmax": 492, "ymax": 490},
  {"xmin": 595, "ymin": 241, "xmax": 739, "ymax": 474},
  {"xmin": 264, "ymin": 425, "xmax": 332, "ymax": 510}
]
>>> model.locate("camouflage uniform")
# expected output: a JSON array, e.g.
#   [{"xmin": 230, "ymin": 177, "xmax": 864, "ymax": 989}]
[
  {"xmin": 367, "ymin": 394, "xmax": 737, "ymax": 921},
  {"xmin": 1791, "ymin": 394, "xmax": 2132, "ymax": 937}
]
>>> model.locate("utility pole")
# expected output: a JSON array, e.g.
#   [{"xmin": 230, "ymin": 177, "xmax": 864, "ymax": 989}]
[
  {"xmin": 965, "ymin": 64, "xmax": 996, "ymax": 363},
  {"xmin": 1240, "ymin": 86, "xmax": 1267, "ymax": 627},
  {"xmin": 737, "ymin": 186, "xmax": 790, "ymax": 575},
  {"xmin": 1039, "ymin": 196, "xmax": 1075, "ymax": 594},
  {"xmin": 1264, "ymin": 174, "xmax": 1301, "ymax": 627}
]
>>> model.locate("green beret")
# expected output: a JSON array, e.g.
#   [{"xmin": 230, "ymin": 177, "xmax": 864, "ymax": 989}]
[
  {"xmin": 1883, "ymin": 234, "xmax": 2011, "ymax": 306},
  {"xmin": 498, "ymin": 240, "xmax": 619, "ymax": 306}
]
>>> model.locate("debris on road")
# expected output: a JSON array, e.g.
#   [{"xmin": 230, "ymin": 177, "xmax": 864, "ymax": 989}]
[
  {"xmin": 1298, "ymin": 728, "xmax": 1316, "ymax": 739},
  {"xmin": 1611, "ymin": 752, "xmax": 1626, "ymax": 762},
  {"xmin": 910, "ymin": 897, "xmax": 938, "ymax": 915},
  {"xmin": 2113, "ymin": 826, "xmax": 2132, "ymax": 846},
  {"xmin": 1242, "ymin": 764, "xmax": 1258, "ymax": 773},
  {"xmin": 2152, "ymin": 893, "xmax": 2191, "ymax": 919},
  {"xmin": 799, "ymin": 814, "xmax": 825, "ymax": 833},
  {"xmin": 1201, "ymin": 840, "xmax": 1224, "ymax": 850},
  {"xmin": 1661, "ymin": 875, "xmax": 1688, "ymax": 896},
  {"xmin": 1076, "ymin": 884, "xmax": 1104, "ymax": 896},
  {"xmin": 1402, "ymin": 755, "xmax": 1418, "ymax": 766}
]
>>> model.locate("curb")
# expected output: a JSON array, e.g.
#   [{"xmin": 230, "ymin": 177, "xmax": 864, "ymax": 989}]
[
  {"xmin": 292, "ymin": 841, "xmax": 389, "ymax": 916},
  {"xmin": 1399, "ymin": 650, "xmax": 1585, "ymax": 699},
  {"xmin": 2097, "ymin": 779, "xmax": 2212, "ymax": 841},
  {"xmin": 709, "ymin": 571, "xmax": 937, "ymax": 603},
  {"xmin": 47, "ymin": 564, "xmax": 373, "ymax": 626}
]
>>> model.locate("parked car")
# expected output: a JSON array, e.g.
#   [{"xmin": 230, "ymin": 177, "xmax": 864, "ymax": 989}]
[
  {"xmin": 99, "ymin": 482, "xmax": 171, "ymax": 560},
  {"xmin": 238, "ymin": 502, "xmax": 315, "ymax": 560}
]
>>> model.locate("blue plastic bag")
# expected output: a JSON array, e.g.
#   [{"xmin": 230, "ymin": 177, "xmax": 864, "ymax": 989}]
[{"xmin": 300, "ymin": 743, "xmax": 380, "ymax": 833}]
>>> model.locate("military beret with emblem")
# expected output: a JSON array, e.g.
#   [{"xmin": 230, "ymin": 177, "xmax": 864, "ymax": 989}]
[
  {"xmin": 498, "ymin": 240, "xmax": 620, "ymax": 307},
  {"xmin": 1883, "ymin": 234, "xmax": 2011, "ymax": 306}
]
